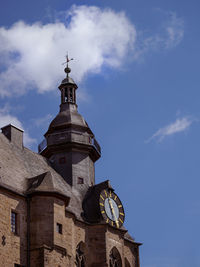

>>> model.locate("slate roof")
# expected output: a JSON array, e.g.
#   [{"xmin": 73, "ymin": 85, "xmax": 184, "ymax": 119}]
[
  {"xmin": 0, "ymin": 132, "xmax": 83, "ymax": 219},
  {"xmin": 59, "ymin": 76, "xmax": 77, "ymax": 87},
  {"xmin": 47, "ymin": 108, "xmax": 91, "ymax": 134},
  {"xmin": 0, "ymin": 131, "xmax": 137, "ymax": 243}
]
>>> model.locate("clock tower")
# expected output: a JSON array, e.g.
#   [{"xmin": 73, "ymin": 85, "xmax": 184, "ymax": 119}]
[
  {"xmin": 0, "ymin": 57, "xmax": 141, "ymax": 267},
  {"xmin": 37, "ymin": 59, "xmax": 141, "ymax": 266}
]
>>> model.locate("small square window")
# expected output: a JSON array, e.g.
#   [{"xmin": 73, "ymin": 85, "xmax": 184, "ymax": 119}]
[
  {"xmin": 59, "ymin": 157, "xmax": 66, "ymax": 164},
  {"xmin": 56, "ymin": 223, "xmax": 62, "ymax": 234},
  {"xmin": 11, "ymin": 211, "xmax": 17, "ymax": 234},
  {"xmin": 77, "ymin": 177, "xmax": 84, "ymax": 184}
]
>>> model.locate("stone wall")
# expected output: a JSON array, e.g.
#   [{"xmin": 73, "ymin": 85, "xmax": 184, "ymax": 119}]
[
  {"xmin": 0, "ymin": 189, "xmax": 27, "ymax": 267},
  {"xmin": 0, "ymin": 190, "xmax": 139, "ymax": 267},
  {"xmin": 86, "ymin": 225, "xmax": 107, "ymax": 267},
  {"xmin": 124, "ymin": 240, "xmax": 136, "ymax": 267}
]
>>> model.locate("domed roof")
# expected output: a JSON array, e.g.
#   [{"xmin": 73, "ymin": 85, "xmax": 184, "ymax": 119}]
[
  {"xmin": 45, "ymin": 107, "xmax": 93, "ymax": 135},
  {"xmin": 59, "ymin": 76, "xmax": 77, "ymax": 88}
]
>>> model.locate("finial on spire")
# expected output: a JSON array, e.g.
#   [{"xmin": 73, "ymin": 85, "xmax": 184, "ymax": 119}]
[{"xmin": 62, "ymin": 53, "xmax": 74, "ymax": 77}]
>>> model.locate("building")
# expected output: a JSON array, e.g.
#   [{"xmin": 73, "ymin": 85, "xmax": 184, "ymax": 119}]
[{"xmin": 0, "ymin": 62, "xmax": 141, "ymax": 267}]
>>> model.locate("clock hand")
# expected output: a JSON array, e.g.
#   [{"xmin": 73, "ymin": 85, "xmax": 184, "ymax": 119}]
[
  {"xmin": 108, "ymin": 198, "xmax": 115, "ymax": 220},
  {"xmin": 108, "ymin": 198, "xmax": 119, "ymax": 228}
]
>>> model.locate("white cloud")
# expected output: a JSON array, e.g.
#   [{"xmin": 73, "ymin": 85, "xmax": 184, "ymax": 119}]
[
  {"xmin": 32, "ymin": 114, "xmax": 53, "ymax": 127},
  {"xmin": 147, "ymin": 117, "xmax": 193, "ymax": 143},
  {"xmin": 0, "ymin": 6, "xmax": 184, "ymax": 98},
  {"xmin": 0, "ymin": 5, "xmax": 136, "ymax": 97},
  {"xmin": 134, "ymin": 11, "xmax": 184, "ymax": 58},
  {"xmin": 23, "ymin": 132, "xmax": 37, "ymax": 148},
  {"xmin": 165, "ymin": 12, "xmax": 184, "ymax": 49},
  {"xmin": 0, "ymin": 108, "xmax": 36, "ymax": 147}
]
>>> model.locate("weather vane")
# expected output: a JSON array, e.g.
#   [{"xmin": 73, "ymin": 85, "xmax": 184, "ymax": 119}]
[
  {"xmin": 62, "ymin": 53, "xmax": 74, "ymax": 67},
  {"xmin": 62, "ymin": 53, "xmax": 74, "ymax": 77}
]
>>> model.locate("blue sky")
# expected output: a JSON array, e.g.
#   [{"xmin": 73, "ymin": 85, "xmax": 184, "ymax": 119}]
[{"xmin": 1, "ymin": 0, "xmax": 200, "ymax": 266}]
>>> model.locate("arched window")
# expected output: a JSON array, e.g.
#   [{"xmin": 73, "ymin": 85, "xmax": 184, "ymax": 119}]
[
  {"xmin": 75, "ymin": 242, "xmax": 86, "ymax": 267},
  {"xmin": 109, "ymin": 247, "xmax": 122, "ymax": 267},
  {"xmin": 125, "ymin": 258, "xmax": 131, "ymax": 267}
]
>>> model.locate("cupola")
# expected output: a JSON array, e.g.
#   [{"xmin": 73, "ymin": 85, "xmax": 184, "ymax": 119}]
[{"xmin": 59, "ymin": 62, "xmax": 78, "ymax": 105}]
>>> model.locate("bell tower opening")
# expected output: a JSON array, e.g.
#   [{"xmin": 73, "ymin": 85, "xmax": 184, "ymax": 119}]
[
  {"xmin": 63, "ymin": 86, "xmax": 75, "ymax": 103},
  {"xmin": 65, "ymin": 88, "xmax": 68, "ymax": 102}
]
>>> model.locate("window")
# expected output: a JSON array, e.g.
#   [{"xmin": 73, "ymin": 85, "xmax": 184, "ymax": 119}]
[
  {"xmin": 11, "ymin": 211, "xmax": 17, "ymax": 234},
  {"xmin": 75, "ymin": 242, "xmax": 86, "ymax": 267},
  {"xmin": 56, "ymin": 223, "xmax": 62, "ymax": 234},
  {"xmin": 64, "ymin": 89, "xmax": 68, "ymax": 102},
  {"xmin": 77, "ymin": 177, "xmax": 84, "ymax": 184},
  {"xmin": 109, "ymin": 247, "xmax": 122, "ymax": 267}
]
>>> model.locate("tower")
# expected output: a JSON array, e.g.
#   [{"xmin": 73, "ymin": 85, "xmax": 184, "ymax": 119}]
[
  {"xmin": 0, "ymin": 57, "xmax": 141, "ymax": 267},
  {"xmin": 37, "ymin": 59, "xmax": 141, "ymax": 266},
  {"xmin": 39, "ymin": 60, "xmax": 100, "ymax": 196}
]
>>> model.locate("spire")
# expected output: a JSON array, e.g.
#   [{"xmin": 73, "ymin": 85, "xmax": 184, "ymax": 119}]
[{"xmin": 59, "ymin": 54, "xmax": 77, "ymax": 104}]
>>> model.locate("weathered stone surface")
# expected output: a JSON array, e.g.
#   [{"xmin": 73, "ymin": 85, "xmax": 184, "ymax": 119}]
[{"xmin": 0, "ymin": 189, "xmax": 27, "ymax": 266}]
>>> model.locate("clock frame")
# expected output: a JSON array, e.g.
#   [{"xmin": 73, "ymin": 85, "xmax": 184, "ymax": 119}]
[{"xmin": 99, "ymin": 189, "xmax": 125, "ymax": 228}]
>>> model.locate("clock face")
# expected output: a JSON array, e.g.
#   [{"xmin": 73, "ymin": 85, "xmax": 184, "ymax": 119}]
[{"xmin": 99, "ymin": 189, "xmax": 125, "ymax": 228}]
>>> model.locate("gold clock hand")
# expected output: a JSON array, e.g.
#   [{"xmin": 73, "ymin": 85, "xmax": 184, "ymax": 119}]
[
  {"xmin": 108, "ymin": 198, "xmax": 119, "ymax": 228},
  {"xmin": 108, "ymin": 198, "xmax": 114, "ymax": 218}
]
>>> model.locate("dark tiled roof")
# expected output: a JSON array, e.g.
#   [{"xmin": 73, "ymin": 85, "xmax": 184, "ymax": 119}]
[
  {"xmin": 48, "ymin": 109, "xmax": 88, "ymax": 131},
  {"xmin": 0, "ymin": 132, "xmax": 136, "ymax": 240},
  {"xmin": 0, "ymin": 133, "xmax": 83, "ymax": 219},
  {"xmin": 60, "ymin": 77, "xmax": 77, "ymax": 86},
  {"xmin": 26, "ymin": 171, "xmax": 71, "ymax": 197}
]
